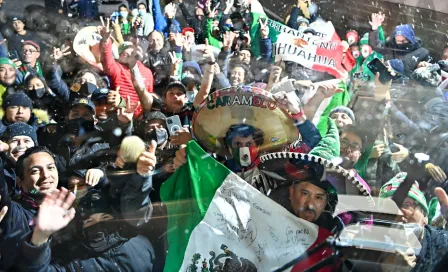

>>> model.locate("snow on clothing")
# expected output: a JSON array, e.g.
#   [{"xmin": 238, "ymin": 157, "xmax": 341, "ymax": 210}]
[{"xmin": 101, "ymin": 39, "xmax": 154, "ymax": 117}]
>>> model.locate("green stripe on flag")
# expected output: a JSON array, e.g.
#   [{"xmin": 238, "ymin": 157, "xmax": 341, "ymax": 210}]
[{"xmin": 160, "ymin": 141, "xmax": 231, "ymax": 272}]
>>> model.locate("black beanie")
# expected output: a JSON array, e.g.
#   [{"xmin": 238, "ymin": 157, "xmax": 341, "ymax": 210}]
[
  {"xmin": 76, "ymin": 189, "xmax": 115, "ymax": 220},
  {"xmin": 3, "ymin": 92, "xmax": 33, "ymax": 110},
  {"xmin": 3, "ymin": 122, "xmax": 38, "ymax": 145}
]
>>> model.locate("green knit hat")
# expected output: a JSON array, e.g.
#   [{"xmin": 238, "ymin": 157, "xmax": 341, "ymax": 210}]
[
  {"xmin": 0, "ymin": 58, "xmax": 17, "ymax": 69},
  {"xmin": 379, "ymin": 172, "xmax": 428, "ymax": 214},
  {"xmin": 359, "ymin": 33, "xmax": 369, "ymax": 46}
]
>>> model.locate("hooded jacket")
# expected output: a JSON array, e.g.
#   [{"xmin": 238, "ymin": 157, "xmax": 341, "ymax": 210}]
[{"xmin": 369, "ymin": 24, "xmax": 430, "ymax": 63}]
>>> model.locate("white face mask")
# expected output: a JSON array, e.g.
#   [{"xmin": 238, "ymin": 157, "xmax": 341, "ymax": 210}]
[{"xmin": 361, "ymin": 45, "xmax": 372, "ymax": 58}]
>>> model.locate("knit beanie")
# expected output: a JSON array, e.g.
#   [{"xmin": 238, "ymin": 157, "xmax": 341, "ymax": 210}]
[
  {"xmin": 2, "ymin": 122, "xmax": 38, "ymax": 145},
  {"xmin": 0, "ymin": 58, "xmax": 17, "ymax": 69},
  {"xmin": 387, "ymin": 59, "xmax": 405, "ymax": 75},
  {"xmin": 359, "ymin": 33, "xmax": 369, "ymax": 46},
  {"xmin": 379, "ymin": 172, "xmax": 429, "ymax": 214},
  {"xmin": 2, "ymin": 92, "xmax": 33, "ymax": 110},
  {"xmin": 330, "ymin": 106, "xmax": 355, "ymax": 123}
]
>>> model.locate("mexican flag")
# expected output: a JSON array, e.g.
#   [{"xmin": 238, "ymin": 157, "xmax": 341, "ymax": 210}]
[
  {"xmin": 160, "ymin": 141, "xmax": 332, "ymax": 271},
  {"xmin": 250, "ymin": 0, "xmax": 354, "ymax": 79}
]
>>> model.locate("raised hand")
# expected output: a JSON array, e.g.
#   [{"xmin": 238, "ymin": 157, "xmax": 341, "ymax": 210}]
[
  {"xmin": 222, "ymin": 31, "xmax": 237, "ymax": 49},
  {"xmin": 170, "ymin": 127, "xmax": 193, "ymax": 146},
  {"xmin": 426, "ymin": 163, "xmax": 447, "ymax": 183},
  {"xmin": 168, "ymin": 51, "xmax": 182, "ymax": 76},
  {"xmin": 50, "ymin": 46, "xmax": 71, "ymax": 62},
  {"xmin": 259, "ymin": 18, "xmax": 269, "ymax": 39},
  {"xmin": 136, "ymin": 141, "xmax": 157, "ymax": 176},
  {"xmin": 98, "ymin": 16, "xmax": 112, "ymax": 41},
  {"xmin": 206, "ymin": 0, "xmax": 219, "ymax": 18},
  {"xmin": 117, "ymin": 96, "xmax": 140, "ymax": 124},
  {"xmin": 391, "ymin": 143, "xmax": 409, "ymax": 163},
  {"xmin": 174, "ymin": 33, "xmax": 183, "ymax": 47},
  {"xmin": 269, "ymin": 65, "xmax": 282, "ymax": 84},
  {"xmin": 203, "ymin": 38, "xmax": 216, "ymax": 64},
  {"xmin": 273, "ymin": 91, "xmax": 302, "ymax": 115},
  {"xmin": 434, "ymin": 188, "xmax": 448, "ymax": 222},
  {"xmin": 373, "ymin": 72, "xmax": 391, "ymax": 100},
  {"xmin": 85, "ymin": 168, "xmax": 104, "ymax": 187},
  {"xmin": 369, "ymin": 12, "xmax": 385, "ymax": 31},
  {"xmin": 31, "ymin": 188, "xmax": 76, "ymax": 246},
  {"xmin": 165, "ymin": 2, "xmax": 177, "ymax": 19},
  {"xmin": 370, "ymin": 143, "xmax": 385, "ymax": 159},
  {"xmin": 108, "ymin": 86, "xmax": 122, "ymax": 108},
  {"xmin": 224, "ymin": 0, "xmax": 234, "ymax": 14},
  {"xmin": 314, "ymin": 80, "xmax": 344, "ymax": 98},
  {"xmin": 173, "ymin": 144, "xmax": 187, "ymax": 170}
]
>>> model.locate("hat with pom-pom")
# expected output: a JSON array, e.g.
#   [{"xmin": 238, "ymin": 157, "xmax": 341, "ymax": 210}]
[{"xmin": 379, "ymin": 172, "xmax": 428, "ymax": 214}]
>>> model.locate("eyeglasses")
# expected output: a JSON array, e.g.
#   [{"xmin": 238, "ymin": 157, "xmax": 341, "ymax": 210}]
[
  {"xmin": 22, "ymin": 49, "xmax": 39, "ymax": 54},
  {"xmin": 401, "ymin": 201, "xmax": 419, "ymax": 212},
  {"xmin": 340, "ymin": 139, "xmax": 361, "ymax": 151}
]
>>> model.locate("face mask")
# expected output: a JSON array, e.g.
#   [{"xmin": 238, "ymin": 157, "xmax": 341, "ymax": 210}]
[
  {"xmin": 64, "ymin": 118, "xmax": 96, "ymax": 138},
  {"xmin": 28, "ymin": 87, "xmax": 46, "ymax": 100},
  {"xmin": 361, "ymin": 46, "xmax": 372, "ymax": 58},
  {"xmin": 145, "ymin": 128, "xmax": 168, "ymax": 147},
  {"xmin": 396, "ymin": 43, "xmax": 410, "ymax": 50},
  {"xmin": 138, "ymin": 10, "xmax": 146, "ymax": 16},
  {"xmin": 119, "ymin": 11, "xmax": 128, "ymax": 18},
  {"xmin": 80, "ymin": 82, "xmax": 97, "ymax": 96},
  {"xmin": 352, "ymin": 50, "xmax": 360, "ymax": 58},
  {"xmin": 231, "ymin": 146, "xmax": 258, "ymax": 168}
]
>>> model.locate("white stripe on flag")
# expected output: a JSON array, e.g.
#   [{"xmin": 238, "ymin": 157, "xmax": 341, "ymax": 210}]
[{"xmin": 180, "ymin": 172, "xmax": 319, "ymax": 271}]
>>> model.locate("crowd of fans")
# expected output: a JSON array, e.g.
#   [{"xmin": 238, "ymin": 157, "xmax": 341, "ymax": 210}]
[{"xmin": 0, "ymin": 0, "xmax": 448, "ymax": 271}]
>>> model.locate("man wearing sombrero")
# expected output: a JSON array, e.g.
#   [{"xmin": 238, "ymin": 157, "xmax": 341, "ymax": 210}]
[{"xmin": 175, "ymin": 89, "xmax": 323, "ymax": 195}]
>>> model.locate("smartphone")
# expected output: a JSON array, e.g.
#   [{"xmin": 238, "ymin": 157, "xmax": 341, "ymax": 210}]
[
  {"xmin": 8, "ymin": 50, "xmax": 19, "ymax": 60},
  {"xmin": 367, "ymin": 58, "xmax": 398, "ymax": 84},
  {"xmin": 166, "ymin": 115, "xmax": 183, "ymax": 136}
]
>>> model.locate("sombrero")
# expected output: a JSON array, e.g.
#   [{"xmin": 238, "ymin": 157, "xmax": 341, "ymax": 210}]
[
  {"xmin": 73, "ymin": 26, "xmax": 119, "ymax": 71},
  {"xmin": 258, "ymin": 152, "xmax": 373, "ymax": 202},
  {"xmin": 192, "ymin": 86, "xmax": 299, "ymax": 156}
]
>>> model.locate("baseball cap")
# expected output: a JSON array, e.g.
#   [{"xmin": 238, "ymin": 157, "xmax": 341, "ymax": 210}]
[
  {"xmin": 70, "ymin": 98, "xmax": 96, "ymax": 114},
  {"xmin": 91, "ymin": 88, "xmax": 110, "ymax": 102},
  {"xmin": 22, "ymin": 40, "xmax": 40, "ymax": 52},
  {"xmin": 164, "ymin": 80, "xmax": 187, "ymax": 95},
  {"xmin": 182, "ymin": 27, "xmax": 195, "ymax": 35}
]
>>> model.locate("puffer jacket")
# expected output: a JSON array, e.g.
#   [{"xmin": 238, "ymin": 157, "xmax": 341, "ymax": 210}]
[{"xmin": 101, "ymin": 39, "xmax": 154, "ymax": 117}]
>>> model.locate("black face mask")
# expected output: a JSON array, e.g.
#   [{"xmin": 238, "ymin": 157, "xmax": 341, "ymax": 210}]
[
  {"xmin": 80, "ymin": 82, "xmax": 98, "ymax": 96},
  {"xmin": 145, "ymin": 128, "xmax": 168, "ymax": 147},
  {"xmin": 396, "ymin": 42, "xmax": 410, "ymax": 50},
  {"xmin": 28, "ymin": 88, "xmax": 46, "ymax": 100},
  {"xmin": 64, "ymin": 118, "xmax": 96, "ymax": 137}
]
